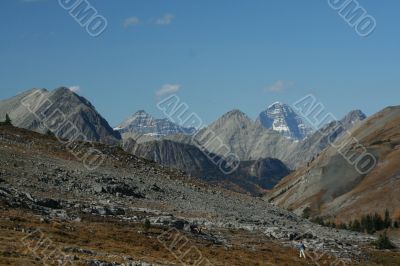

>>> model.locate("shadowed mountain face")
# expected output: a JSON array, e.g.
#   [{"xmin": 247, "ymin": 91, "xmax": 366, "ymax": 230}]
[
  {"xmin": 267, "ymin": 106, "xmax": 400, "ymax": 223},
  {"xmin": 235, "ymin": 158, "xmax": 291, "ymax": 190},
  {"xmin": 0, "ymin": 88, "xmax": 121, "ymax": 145},
  {"xmin": 124, "ymin": 138, "xmax": 224, "ymax": 180},
  {"xmin": 124, "ymin": 138, "xmax": 290, "ymax": 195},
  {"xmin": 257, "ymin": 102, "xmax": 313, "ymax": 140}
]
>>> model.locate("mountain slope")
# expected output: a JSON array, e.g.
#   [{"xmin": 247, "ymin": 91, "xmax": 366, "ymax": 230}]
[
  {"xmin": 124, "ymin": 138, "xmax": 224, "ymax": 180},
  {"xmin": 193, "ymin": 109, "xmax": 298, "ymax": 163},
  {"xmin": 0, "ymin": 88, "xmax": 120, "ymax": 145},
  {"xmin": 286, "ymin": 110, "xmax": 367, "ymax": 168},
  {"xmin": 267, "ymin": 106, "xmax": 400, "ymax": 223},
  {"xmin": 257, "ymin": 102, "xmax": 313, "ymax": 140},
  {"xmin": 124, "ymin": 138, "xmax": 290, "ymax": 195},
  {"xmin": 116, "ymin": 110, "xmax": 195, "ymax": 138},
  {"xmin": 0, "ymin": 124, "xmax": 376, "ymax": 264}
]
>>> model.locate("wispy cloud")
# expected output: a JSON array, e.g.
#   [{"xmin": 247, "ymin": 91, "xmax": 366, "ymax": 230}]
[
  {"xmin": 155, "ymin": 14, "xmax": 175, "ymax": 25},
  {"xmin": 69, "ymin": 86, "xmax": 81, "ymax": 93},
  {"xmin": 156, "ymin": 84, "xmax": 180, "ymax": 98},
  {"xmin": 123, "ymin": 17, "xmax": 140, "ymax": 28},
  {"xmin": 266, "ymin": 80, "xmax": 293, "ymax": 92}
]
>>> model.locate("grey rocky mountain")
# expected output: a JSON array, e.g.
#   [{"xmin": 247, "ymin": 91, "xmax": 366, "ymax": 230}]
[
  {"xmin": 285, "ymin": 109, "xmax": 367, "ymax": 169},
  {"xmin": 116, "ymin": 110, "xmax": 195, "ymax": 139},
  {"xmin": 123, "ymin": 138, "xmax": 291, "ymax": 195},
  {"xmin": 339, "ymin": 109, "xmax": 367, "ymax": 126},
  {"xmin": 192, "ymin": 109, "xmax": 298, "ymax": 164},
  {"xmin": 0, "ymin": 87, "xmax": 121, "ymax": 145},
  {"xmin": 267, "ymin": 107, "xmax": 398, "ymax": 222}
]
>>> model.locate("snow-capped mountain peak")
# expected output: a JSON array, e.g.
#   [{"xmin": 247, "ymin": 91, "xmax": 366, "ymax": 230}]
[
  {"xmin": 116, "ymin": 110, "xmax": 195, "ymax": 137},
  {"xmin": 257, "ymin": 102, "xmax": 313, "ymax": 140}
]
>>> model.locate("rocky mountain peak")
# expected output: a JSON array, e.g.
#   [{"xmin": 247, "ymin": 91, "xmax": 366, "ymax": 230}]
[
  {"xmin": 218, "ymin": 109, "xmax": 251, "ymax": 122},
  {"xmin": 51, "ymin": 87, "xmax": 94, "ymax": 109},
  {"xmin": 257, "ymin": 102, "xmax": 313, "ymax": 140},
  {"xmin": 268, "ymin": 101, "xmax": 284, "ymax": 108},
  {"xmin": 341, "ymin": 109, "xmax": 367, "ymax": 126},
  {"xmin": 116, "ymin": 110, "xmax": 195, "ymax": 137}
]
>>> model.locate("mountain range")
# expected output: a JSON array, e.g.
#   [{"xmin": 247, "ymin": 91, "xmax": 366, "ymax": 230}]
[
  {"xmin": 0, "ymin": 88, "xmax": 381, "ymax": 195},
  {"xmin": 1, "ymin": 87, "xmax": 400, "ymax": 227}
]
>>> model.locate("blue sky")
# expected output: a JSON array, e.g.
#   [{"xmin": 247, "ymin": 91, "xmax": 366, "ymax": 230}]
[{"xmin": 0, "ymin": 0, "xmax": 399, "ymax": 126}]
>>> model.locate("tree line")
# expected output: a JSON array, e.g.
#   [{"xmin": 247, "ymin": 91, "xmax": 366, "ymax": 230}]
[{"xmin": 310, "ymin": 209, "xmax": 398, "ymax": 235}]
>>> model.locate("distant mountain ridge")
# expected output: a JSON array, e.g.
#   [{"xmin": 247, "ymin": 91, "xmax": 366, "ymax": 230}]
[{"xmin": 257, "ymin": 102, "xmax": 313, "ymax": 140}]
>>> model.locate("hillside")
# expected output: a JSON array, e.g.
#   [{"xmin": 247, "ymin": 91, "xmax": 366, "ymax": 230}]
[
  {"xmin": 267, "ymin": 106, "xmax": 400, "ymax": 224},
  {"xmin": 286, "ymin": 110, "xmax": 367, "ymax": 169},
  {"xmin": 0, "ymin": 124, "xmax": 385, "ymax": 264}
]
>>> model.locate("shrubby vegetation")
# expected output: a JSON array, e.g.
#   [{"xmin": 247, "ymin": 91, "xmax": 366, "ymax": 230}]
[
  {"xmin": 46, "ymin": 129, "xmax": 56, "ymax": 137},
  {"xmin": 143, "ymin": 219, "xmax": 151, "ymax": 232},
  {"xmin": 302, "ymin": 207, "xmax": 311, "ymax": 219},
  {"xmin": 373, "ymin": 231, "xmax": 396, "ymax": 250}
]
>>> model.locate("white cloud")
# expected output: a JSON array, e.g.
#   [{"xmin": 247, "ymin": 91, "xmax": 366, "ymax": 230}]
[
  {"xmin": 123, "ymin": 17, "xmax": 140, "ymax": 28},
  {"xmin": 155, "ymin": 14, "xmax": 175, "ymax": 25},
  {"xmin": 69, "ymin": 86, "xmax": 81, "ymax": 93},
  {"xmin": 266, "ymin": 80, "xmax": 293, "ymax": 92},
  {"xmin": 156, "ymin": 84, "xmax": 180, "ymax": 98}
]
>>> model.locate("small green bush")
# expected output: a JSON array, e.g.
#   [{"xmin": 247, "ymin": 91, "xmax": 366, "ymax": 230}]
[
  {"xmin": 46, "ymin": 129, "xmax": 55, "ymax": 137},
  {"xmin": 143, "ymin": 219, "xmax": 151, "ymax": 232},
  {"xmin": 302, "ymin": 207, "xmax": 311, "ymax": 219},
  {"xmin": 373, "ymin": 231, "xmax": 396, "ymax": 250}
]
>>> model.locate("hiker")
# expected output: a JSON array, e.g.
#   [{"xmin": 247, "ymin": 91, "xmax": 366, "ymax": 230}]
[{"xmin": 299, "ymin": 240, "xmax": 306, "ymax": 258}]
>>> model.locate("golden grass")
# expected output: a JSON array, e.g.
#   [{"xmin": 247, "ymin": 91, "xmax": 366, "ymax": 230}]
[{"xmin": 0, "ymin": 206, "xmax": 337, "ymax": 266}]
